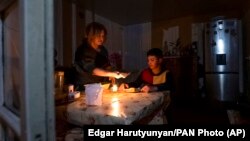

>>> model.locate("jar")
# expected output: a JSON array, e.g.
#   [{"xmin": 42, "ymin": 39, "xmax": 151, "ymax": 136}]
[{"xmin": 55, "ymin": 71, "xmax": 64, "ymax": 94}]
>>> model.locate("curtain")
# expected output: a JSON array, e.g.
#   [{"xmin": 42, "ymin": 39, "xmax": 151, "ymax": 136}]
[{"xmin": 123, "ymin": 22, "xmax": 151, "ymax": 71}]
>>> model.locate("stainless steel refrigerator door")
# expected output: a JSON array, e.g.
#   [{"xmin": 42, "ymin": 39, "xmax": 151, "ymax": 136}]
[
  {"xmin": 204, "ymin": 19, "xmax": 241, "ymax": 102},
  {"xmin": 205, "ymin": 74, "xmax": 239, "ymax": 101},
  {"xmin": 205, "ymin": 20, "xmax": 239, "ymax": 73}
]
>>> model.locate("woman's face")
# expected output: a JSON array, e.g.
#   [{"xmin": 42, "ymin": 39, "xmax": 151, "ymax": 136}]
[
  {"xmin": 91, "ymin": 30, "xmax": 105, "ymax": 46},
  {"xmin": 147, "ymin": 55, "xmax": 161, "ymax": 70}
]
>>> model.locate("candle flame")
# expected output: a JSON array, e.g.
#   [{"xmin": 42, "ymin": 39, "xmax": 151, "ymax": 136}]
[
  {"xmin": 111, "ymin": 97, "xmax": 120, "ymax": 117},
  {"xmin": 112, "ymin": 84, "xmax": 118, "ymax": 92}
]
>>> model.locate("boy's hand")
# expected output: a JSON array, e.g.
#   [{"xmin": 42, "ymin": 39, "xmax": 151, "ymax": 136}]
[
  {"xmin": 140, "ymin": 85, "xmax": 150, "ymax": 93},
  {"xmin": 141, "ymin": 85, "xmax": 157, "ymax": 93}
]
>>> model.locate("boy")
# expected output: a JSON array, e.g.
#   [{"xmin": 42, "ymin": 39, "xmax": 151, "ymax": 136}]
[
  {"xmin": 119, "ymin": 48, "xmax": 173, "ymax": 124},
  {"xmin": 119, "ymin": 48, "xmax": 173, "ymax": 93}
]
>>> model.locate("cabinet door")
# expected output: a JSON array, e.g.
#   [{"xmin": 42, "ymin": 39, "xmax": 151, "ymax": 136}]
[{"xmin": 164, "ymin": 56, "xmax": 198, "ymax": 98}]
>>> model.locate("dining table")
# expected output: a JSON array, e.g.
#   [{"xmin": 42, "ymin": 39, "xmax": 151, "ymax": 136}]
[{"xmin": 66, "ymin": 90, "xmax": 171, "ymax": 125}]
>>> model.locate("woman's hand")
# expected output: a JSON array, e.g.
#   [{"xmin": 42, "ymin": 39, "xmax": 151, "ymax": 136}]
[
  {"xmin": 119, "ymin": 72, "xmax": 130, "ymax": 78},
  {"xmin": 113, "ymin": 72, "xmax": 130, "ymax": 79}
]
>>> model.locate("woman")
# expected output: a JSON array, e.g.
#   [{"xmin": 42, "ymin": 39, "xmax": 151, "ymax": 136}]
[{"xmin": 74, "ymin": 22, "xmax": 129, "ymax": 91}]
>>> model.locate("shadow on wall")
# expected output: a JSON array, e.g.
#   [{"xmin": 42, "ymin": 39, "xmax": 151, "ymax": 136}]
[{"xmin": 109, "ymin": 52, "xmax": 122, "ymax": 71}]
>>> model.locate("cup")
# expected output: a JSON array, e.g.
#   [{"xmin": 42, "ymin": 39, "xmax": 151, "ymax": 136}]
[{"xmin": 84, "ymin": 83, "xmax": 103, "ymax": 106}]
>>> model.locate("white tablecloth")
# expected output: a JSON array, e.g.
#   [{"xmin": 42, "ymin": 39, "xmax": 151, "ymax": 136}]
[{"xmin": 67, "ymin": 91, "xmax": 170, "ymax": 125}]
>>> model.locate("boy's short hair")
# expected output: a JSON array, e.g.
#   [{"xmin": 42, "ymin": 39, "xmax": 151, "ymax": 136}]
[{"xmin": 147, "ymin": 48, "xmax": 163, "ymax": 58}]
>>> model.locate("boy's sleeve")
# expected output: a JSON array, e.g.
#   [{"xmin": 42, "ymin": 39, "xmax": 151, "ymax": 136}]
[
  {"xmin": 127, "ymin": 72, "xmax": 143, "ymax": 88},
  {"xmin": 155, "ymin": 71, "xmax": 173, "ymax": 92}
]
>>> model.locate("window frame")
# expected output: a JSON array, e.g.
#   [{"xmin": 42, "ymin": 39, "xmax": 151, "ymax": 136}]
[{"xmin": 0, "ymin": 0, "xmax": 55, "ymax": 140}]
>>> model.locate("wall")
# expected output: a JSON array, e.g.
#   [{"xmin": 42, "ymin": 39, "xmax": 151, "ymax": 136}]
[
  {"xmin": 152, "ymin": 16, "xmax": 193, "ymax": 50},
  {"xmin": 242, "ymin": 3, "xmax": 250, "ymax": 101},
  {"xmin": 152, "ymin": 15, "xmax": 244, "ymax": 52},
  {"xmin": 61, "ymin": 0, "xmax": 73, "ymax": 67},
  {"xmin": 55, "ymin": 0, "xmax": 85, "ymax": 67},
  {"xmin": 123, "ymin": 22, "xmax": 151, "ymax": 71},
  {"xmin": 243, "ymin": 5, "xmax": 250, "ymax": 58},
  {"xmin": 152, "ymin": 0, "xmax": 245, "ymax": 51}
]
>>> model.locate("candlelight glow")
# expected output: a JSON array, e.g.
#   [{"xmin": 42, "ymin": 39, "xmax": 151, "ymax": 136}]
[
  {"xmin": 111, "ymin": 97, "xmax": 120, "ymax": 117},
  {"xmin": 111, "ymin": 84, "xmax": 118, "ymax": 92}
]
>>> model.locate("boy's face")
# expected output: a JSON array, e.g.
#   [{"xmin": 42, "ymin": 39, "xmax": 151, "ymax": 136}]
[{"xmin": 147, "ymin": 55, "xmax": 161, "ymax": 70}]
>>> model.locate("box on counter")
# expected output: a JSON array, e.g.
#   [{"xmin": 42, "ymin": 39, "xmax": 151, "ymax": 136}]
[{"xmin": 68, "ymin": 91, "xmax": 80, "ymax": 100}]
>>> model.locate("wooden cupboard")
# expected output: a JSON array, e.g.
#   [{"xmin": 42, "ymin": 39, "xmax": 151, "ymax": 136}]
[{"xmin": 164, "ymin": 56, "xmax": 198, "ymax": 99}]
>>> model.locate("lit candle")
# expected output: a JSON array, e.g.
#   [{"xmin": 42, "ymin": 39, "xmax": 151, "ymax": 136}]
[
  {"xmin": 111, "ymin": 84, "xmax": 118, "ymax": 92},
  {"xmin": 111, "ymin": 97, "xmax": 120, "ymax": 117}
]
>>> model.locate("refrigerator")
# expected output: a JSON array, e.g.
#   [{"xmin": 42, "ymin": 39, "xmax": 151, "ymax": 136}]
[{"xmin": 204, "ymin": 18, "xmax": 243, "ymax": 102}]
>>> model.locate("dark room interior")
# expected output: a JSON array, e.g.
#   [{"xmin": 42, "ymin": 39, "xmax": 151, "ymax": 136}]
[{"xmin": 0, "ymin": 0, "xmax": 250, "ymax": 141}]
